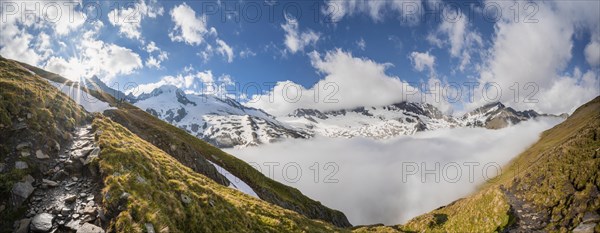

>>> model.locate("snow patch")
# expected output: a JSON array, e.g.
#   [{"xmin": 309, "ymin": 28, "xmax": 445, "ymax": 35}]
[{"xmin": 208, "ymin": 161, "xmax": 259, "ymax": 198}]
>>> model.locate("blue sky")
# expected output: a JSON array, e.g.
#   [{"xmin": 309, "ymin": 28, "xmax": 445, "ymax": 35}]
[{"xmin": 1, "ymin": 0, "xmax": 599, "ymax": 115}]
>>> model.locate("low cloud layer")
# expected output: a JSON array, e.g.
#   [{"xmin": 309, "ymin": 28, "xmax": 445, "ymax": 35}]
[{"xmin": 225, "ymin": 118, "xmax": 562, "ymax": 225}]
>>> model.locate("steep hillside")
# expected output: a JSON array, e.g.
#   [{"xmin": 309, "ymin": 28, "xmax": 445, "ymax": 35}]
[
  {"xmin": 351, "ymin": 96, "xmax": 599, "ymax": 232},
  {"xmin": 93, "ymin": 115, "xmax": 341, "ymax": 232},
  {"xmin": 102, "ymin": 106, "xmax": 351, "ymax": 227}
]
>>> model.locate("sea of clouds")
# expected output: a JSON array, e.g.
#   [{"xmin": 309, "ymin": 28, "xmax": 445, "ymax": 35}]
[{"xmin": 224, "ymin": 118, "xmax": 562, "ymax": 225}]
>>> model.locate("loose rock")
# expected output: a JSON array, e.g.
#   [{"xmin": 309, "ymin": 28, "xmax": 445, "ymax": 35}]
[
  {"xmin": 76, "ymin": 223, "xmax": 104, "ymax": 233},
  {"xmin": 30, "ymin": 213, "xmax": 54, "ymax": 232},
  {"xmin": 11, "ymin": 182, "xmax": 34, "ymax": 206},
  {"xmin": 145, "ymin": 223, "xmax": 156, "ymax": 233},
  {"xmin": 36, "ymin": 150, "xmax": 50, "ymax": 159},
  {"xmin": 15, "ymin": 161, "xmax": 28, "ymax": 170},
  {"xmin": 180, "ymin": 194, "xmax": 192, "ymax": 204},
  {"xmin": 42, "ymin": 179, "xmax": 59, "ymax": 187},
  {"xmin": 16, "ymin": 142, "xmax": 32, "ymax": 150},
  {"xmin": 64, "ymin": 195, "xmax": 77, "ymax": 203}
]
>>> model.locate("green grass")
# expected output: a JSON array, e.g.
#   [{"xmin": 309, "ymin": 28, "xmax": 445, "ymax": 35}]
[
  {"xmin": 94, "ymin": 115, "xmax": 342, "ymax": 232},
  {"xmin": 102, "ymin": 107, "xmax": 350, "ymax": 227}
]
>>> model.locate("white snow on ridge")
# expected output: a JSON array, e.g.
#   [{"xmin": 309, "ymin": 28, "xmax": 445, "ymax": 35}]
[
  {"xmin": 208, "ymin": 161, "xmax": 259, "ymax": 198},
  {"xmin": 133, "ymin": 85, "xmax": 309, "ymax": 147},
  {"xmin": 48, "ymin": 80, "xmax": 115, "ymax": 113}
]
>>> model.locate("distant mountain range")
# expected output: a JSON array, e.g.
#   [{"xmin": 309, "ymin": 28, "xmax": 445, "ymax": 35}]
[
  {"xmin": 125, "ymin": 84, "xmax": 566, "ymax": 147},
  {"xmin": 131, "ymin": 85, "xmax": 310, "ymax": 148}
]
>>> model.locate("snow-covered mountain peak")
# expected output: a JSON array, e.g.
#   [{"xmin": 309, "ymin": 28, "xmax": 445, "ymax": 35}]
[{"xmin": 131, "ymin": 85, "xmax": 311, "ymax": 148}]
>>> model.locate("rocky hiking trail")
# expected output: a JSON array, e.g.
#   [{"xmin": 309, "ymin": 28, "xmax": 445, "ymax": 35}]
[
  {"xmin": 501, "ymin": 185, "xmax": 600, "ymax": 233},
  {"xmin": 11, "ymin": 124, "xmax": 106, "ymax": 233}
]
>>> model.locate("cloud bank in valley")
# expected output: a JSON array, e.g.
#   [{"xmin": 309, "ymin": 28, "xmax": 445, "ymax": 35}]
[{"xmin": 225, "ymin": 118, "xmax": 562, "ymax": 225}]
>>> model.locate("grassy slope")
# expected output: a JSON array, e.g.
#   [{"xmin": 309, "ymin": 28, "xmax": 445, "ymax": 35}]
[
  {"xmin": 11, "ymin": 58, "xmax": 350, "ymax": 227},
  {"xmin": 94, "ymin": 115, "xmax": 341, "ymax": 232},
  {"xmin": 389, "ymin": 96, "xmax": 600, "ymax": 232},
  {"xmin": 103, "ymin": 107, "xmax": 350, "ymax": 227},
  {"xmin": 0, "ymin": 57, "xmax": 90, "ymax": 231}
]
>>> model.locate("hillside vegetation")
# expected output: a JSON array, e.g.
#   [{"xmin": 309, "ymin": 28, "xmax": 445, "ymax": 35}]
[
  {"xmin": 102, "ymin": 107, "xmax": 351, "ymax": 227},
  {"xmin": 94, "ymin": 115, "xmax": 340, "ymax": 232},
  {"xmin": 390, "ymin": 96, "xmax": 600, "ymax": 232}
]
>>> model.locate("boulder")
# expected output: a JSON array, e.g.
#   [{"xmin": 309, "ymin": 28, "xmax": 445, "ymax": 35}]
[
  {"xmin": 20, "ymin": 151, "xmax": 31, "ymax": 157},
  {"xmin": 82, "ymin": 206, "xmax": 97, "ymax": 215},
  {"xmin": 180, "ymin": 194, "xmax": 192, "ymax": 204},
  {"xmin": 145, "ymin": 223, "xmax": 156, "ymax": 233},
  {"xmin": 64, "ymin": 194, "xmax": 77, "ymax": 203},
  {"xmin": 15, "ymin": 161, "xmax": 28, "ymax": 169},
  {"xmin": 61, "ymin": 207, "xmax": 72, "ymax": 215},
  {"xmin": 36, "ymin": 150, "xmax": 50, "ymax": 159},
  {"xmin": 572, "ymin": 223, "xmax": 595, "ymax": 233},
  {"xmin": 42, "ymin": 179, "xmax": 59, "ymax": 187},
  {"xmin": 16, "ymin": 142, "xmax": 32, "ymax": 150},
  {"xmin": 65, "ymin": 220, "xmax": 81, "ymax": 231},
  {"xmin": 582, "ymin": 212, "xmax": 600, "ymax": 224},
  {"xmin": 11, "ymin": 182, "xmax": 34, "ymax": 206},
  {"xmin": 30, "ymin": 213, "xmax": 54, "ymax": 232},
  {"xmin": 76, "ymin": 223, "xmax": 104, "ymax": 233}
]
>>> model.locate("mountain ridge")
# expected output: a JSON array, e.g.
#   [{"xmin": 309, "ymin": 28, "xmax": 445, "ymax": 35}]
[{"xmin": 131, "ymin": 84, "xmax": 566, "ymax": 147}]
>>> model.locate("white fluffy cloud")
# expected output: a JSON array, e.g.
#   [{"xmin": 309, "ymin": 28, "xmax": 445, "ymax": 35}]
[
  {"xmin": 584, "ymin": 40, "xmax": 600, "ymax": 66},
  {"xmin": 145, "ymin": 41, "xmax": 169, "ymax": 69},
  {"xmin": 44, "ymin": 25, "xmax": 143, "ymax": 81},
  {"xmin": 226, "ymin": 118, "xmax": 561, "ymax": 225},
  {"xmin": 128, "ymin": 70, "xmax": 234, "ymax": 97},
  {"xmin": 216, "ymin": 39, "xmax": 234, "ymax": 63},
  {"xmin": 409, "ymin": 51, "xmax": 435, "ymax": 72},
  {"xmin": 427, "ymin": 7, "xmax": 482, "ymax": 71},
  {"xmin": 246, "ymin": 49, "xmax": 433, "ymax": 116},
  {"xmin": 108, "ymin": 0, "xmax": 164, "ymax": 40},
  {"xmin": 467, "ymin": 0, "xmax": 599, "ymax": 114},
  {"xmin": 169, "ymin": 3, "xmax": 215, "ymax": 46},
  {"xmin": 282, "ymin": 15, "xmax": 320, "ymax": 54},
  {"xmin": 0, "ymin": 1, "xmax": 86, "ymax": 65}
]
